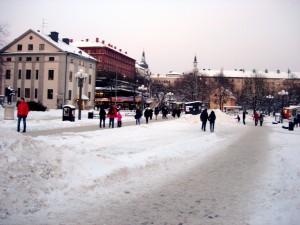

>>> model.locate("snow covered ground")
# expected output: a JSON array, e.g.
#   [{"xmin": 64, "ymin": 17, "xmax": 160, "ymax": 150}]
[{"xmin": 0, "ymin": 107, "xmax": 299, "ymax": 224}]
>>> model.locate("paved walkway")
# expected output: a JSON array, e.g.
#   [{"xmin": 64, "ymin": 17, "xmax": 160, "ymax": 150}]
[{"xmin": 24, "ymin": 115, "xmax": 177, "ymax": 137}]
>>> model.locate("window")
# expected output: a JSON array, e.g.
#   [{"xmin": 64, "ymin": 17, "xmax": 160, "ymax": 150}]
[
  {"xmin": 18, "ymin": 70, "xmax": 22, "ymax": 79},
  {"xmin": 68, "ymin": 90, "xmax": 72, "ymax": 100},
  {"xmin": 17, "ymin": 88, "xmax": 21, "ymax": 97},
  {"xmin": 25, "ymin": 88, "xmax": 30, "ymax": 98},
  {"xmin": 34, "ymin": 89, "xmax": 38, "ymax": 98},
  {"xmin": 89, "ymin": 63, "xmax": 92, "ymax": 68},
  {"xmin": 5, "ymin": 70, "xmax": 11, "ymax": 79},
  {"xmin": 36, "ymin": 57, "xmax": 39, "ymax": 61},
  {"xmin": 26, "ymin": 57, "xmax": 32, "ymax": 61},
  {"xmin": 69, "ymin": 71, "xmax": 73, "ymax": 82},
  {"xmin": 48, "ymin": 70, "xmax": 54, "ymax": 80},
  {"xmin": 28, "ymin": 44, "xmax": 33, "ymax": 50},
  {"xmin": 49, "ymin": 57, "xmax": 55, "ymax": 61},
  {"xmin": 39, "ymin": 44, "xmax": 45, "ymax": 50},
  {"xmin": 36, "ymin": 70, "xmax": 39, "ymax": 80},
  {"xmin": 19, "ymin": 57, "xmax": 22, "ymax": 61},
  {"xmin": 70, "ymin": 58, "xmax": 73, "ymax": 63},
  {"xmin": 17, "ymin": 44, "xmax": 22, "ymax": 51},
  {"xmin": 88, "ymin": 92, "xmax": 91, "ymax": 100},
  {"xmin": 6, "ymin": 57, "xmax": 11, "ymax": 61},
  {"xmin": 26, "ymin": 70, "xmax": 31, "ymax": 79},
  {"xmin": 47, "ymin": 89, "xmax": 53, "ymax": 99},
  {"xmin": 88, "ymin": 75, "xmax": 91, "ymax": 84}
]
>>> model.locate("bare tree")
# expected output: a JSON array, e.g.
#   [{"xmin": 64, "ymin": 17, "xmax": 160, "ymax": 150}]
[
  {"xmin": 210, "ymin": 69, "xmax": 234, "ymax": 111},
  {"xmin": 285, "ymin": 73, "xmax": 300, "ymax": 105}
]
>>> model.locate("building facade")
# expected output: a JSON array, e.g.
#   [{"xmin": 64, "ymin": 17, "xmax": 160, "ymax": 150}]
[{"xmin": 0, "ymin": 29, "xmax": 97, "ymax": 109}]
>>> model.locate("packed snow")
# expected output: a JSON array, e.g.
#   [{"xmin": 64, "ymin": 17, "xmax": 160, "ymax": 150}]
[{"xmin": 0, "ymin": 106, "xmax": 299, "ymax": 224}]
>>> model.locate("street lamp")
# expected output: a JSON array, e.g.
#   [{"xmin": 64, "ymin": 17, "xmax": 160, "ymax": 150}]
[
  {"xmin": 75, "ymin": 69, "xmax": 88, "ymax": 120},
  {"xmin": 167, "ymin": 92, "xmax": 174, "ymax": 107},
  {"xmin": 266, "ymin": 94, "xmax": 274, "ymax": 116},
  {"xmin": 193, "ymin": 55, "xmax": 198, "ymax": 101},
  {"xmin": 138, "ymin": 85, "xmax": 147, "ymax": 111},
  {"xmin": 278, "ymin": 90, "xmax": 288, "ymax": 123}
]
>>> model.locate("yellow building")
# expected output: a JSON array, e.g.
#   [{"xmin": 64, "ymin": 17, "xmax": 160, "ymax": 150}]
[{"xmin": 0, "ymin": 29, "xmax": 97, "ymax": 109}]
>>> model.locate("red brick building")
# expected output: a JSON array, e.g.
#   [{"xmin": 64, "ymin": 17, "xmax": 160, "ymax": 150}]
[{"xmin": 73, "ymin": 38, "xmax": 136, "ymax": 79}]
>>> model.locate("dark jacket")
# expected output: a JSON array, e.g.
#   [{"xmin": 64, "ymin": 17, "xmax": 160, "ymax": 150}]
[
  {"xmin": 208, "ymin": 111, "xmax": 216, "ymax": 122},
  {"xmin": 99, "ymin": 107, "xmax": 106, "ymax": 119},
  {"xmin": 135, "ymin": 108, "xmax": 142, "ymax": 119},
  {"xmin": 200, "ymin": 109, "xmax": 208, "ymax": 122}
]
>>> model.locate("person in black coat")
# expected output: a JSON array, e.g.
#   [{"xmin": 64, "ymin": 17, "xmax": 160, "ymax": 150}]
[
  {"xmin": 135, "ymin": 107, "xmax": 142, "ymax": 125},
  {"xmin": 242, "ymin": 111, "xmax": 246, "ymax": 125},
  {"xmin": 208, "ymin": 111, "xmax": 216, "ymax": 132},
  {"xmin": 144, "ymin": 108, "xmax": 150, "ymax": 124},
  {"xmin": 99, "ymin": 105, "xmax": 107, "ymax": 128},
  {"xmin": 154, "ymin": 107, "xmax": 159, "ymax": 120},
  {"xmin": 200, "ymin": 108, "xmax": 209, "ymax": 131}
]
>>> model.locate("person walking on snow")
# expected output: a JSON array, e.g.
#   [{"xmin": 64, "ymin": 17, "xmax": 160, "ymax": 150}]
[
  {"xmin": 107, "ymin": 105, "xmax": 117, "ymax": 128},
  {"xmin": 117, "ymin": 109, "xmax": 122, "ymax": 127},
  {"xmin": 99, "ymin": 105, "xmax": 106, "ymax": 128},
  {"xmin": 135, "ymin": 107, "xmax": 142, "ymax": 125},
  {"xmin": 259, "ymin": 113, "xmax": 264, "ymax": 126},
  {"xmin": 208, "ymin": 110, "xmax": 216, "ymax": 132},
  {"xmin": 243, "ymin": 110, "xmax": 246, "ymax": 125},
  {"xmin": 154, "ymin": 107, "xmax": 159, "ymax": 120},
  {"xmin": 144, "ymin": 107, "xmax": 150, "ymax": 124},
  {"xmin": 200, "ymin": 108, "xmax": 208, "ymax": 131},
  {"xmin": 253, "ymin": 111, "xmax": 259, "ymax": 126},
  {"xmin": 17, "ymin": 97, "xmax": 29, "ymax": 132}
]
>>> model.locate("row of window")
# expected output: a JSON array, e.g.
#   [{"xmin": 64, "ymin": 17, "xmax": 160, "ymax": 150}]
[
  {"xmin": 6, "ymin": 56, "xmax": 55, "ymax": 62},
  {"xmin": 5, "ymin": 69, "xmax": 54, "ymax": 80},
  {"xmin": 17, "ymin": 44, "xmax": 45, "ymax": 51},
  {"xmin": 6, "ymin": 57, "xmax": 93, "ymax": 69},
  {"xmin": 18, "ymin": 88, "xmax": 91, "ymax": 101}
]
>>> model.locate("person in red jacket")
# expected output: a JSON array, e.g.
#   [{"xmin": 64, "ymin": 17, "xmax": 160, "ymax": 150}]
[
  {"xmin": 17, "ymin": 98, "xmax": 29, "ymax": 132},
  {"xmin": 107, "ymin": 105, "xmax": 117, "ymax": 128}
]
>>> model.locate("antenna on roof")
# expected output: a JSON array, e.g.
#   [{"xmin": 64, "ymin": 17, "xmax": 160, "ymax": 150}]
[{"xmin": 41, "ymin": 18, "xmax": 48, "ymax": 34}]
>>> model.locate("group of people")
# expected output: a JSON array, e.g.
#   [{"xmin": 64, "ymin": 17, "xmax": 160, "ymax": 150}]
[
  {"xmin": 200, "ymin": 109, "xmax": 216, "ymax": 132},
  {"xmin": 253, "ymin": 111, "xmax": 264, "ymax": 126},
  {"xmin": 99, "ymin": 105, "xmax": 122, "ymax": 128}
]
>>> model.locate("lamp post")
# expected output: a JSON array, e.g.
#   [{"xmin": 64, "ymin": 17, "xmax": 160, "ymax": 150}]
[
  {"xmin": 75, "ymin": 69, "xmax": 88, "ymax": 120},
  {"xmin": 266, "ymin": 94, "xmax": 274, "ymax": 116},
  {"xmin": 167, "ymin": 92, "xmax": 174, "ymax": 107},
  {"xmin": 193, "ymin": 55, "xmax": 198, "ymax": 101},
  {"xmin": 278, "ymin": 90, "xmax": 288, "ymax": 123},
  {"xmin": 138, "ymin": 85, "xmax": 147, "ymax": 111}
]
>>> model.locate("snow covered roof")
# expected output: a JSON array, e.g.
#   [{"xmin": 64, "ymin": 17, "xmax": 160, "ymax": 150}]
[
  {"xmin": 152, "ymin": 70, "xmax": 299, "ymax": 79},
  {"xmin": 0, "ymin": 29, "xmax": 97, "ymax": 61},
  {"xmin": 72, "ymin": 40, "xmax": 129, "ymax": 56}
]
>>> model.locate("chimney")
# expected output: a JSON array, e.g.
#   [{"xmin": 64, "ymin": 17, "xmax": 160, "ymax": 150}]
[
  {"xmin": 86, "ymin": 39, "xmax": 89, "ymax": 42},
  {"xmin": 96, "ymin": 38, "xmax": 99, "ymax": 42},
  {"xmin": 49, "ymin": 31, "xmax": 59, "ymax": 42},
  {"xmin": 69, "ymin": 39, "xmax": 73, "ymax": 43},
  {"xmin": 102, "ymin": 40, "xmax": 105, "ymax": 44},
  {"xmin": 62, "ymin": 38, "xmax": 70, "ymax": 45}
]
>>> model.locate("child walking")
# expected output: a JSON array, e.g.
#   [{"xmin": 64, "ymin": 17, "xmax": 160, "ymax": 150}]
[{"xmin": 117, "ymin": 109, "xmax": 122, "ymax": 128}]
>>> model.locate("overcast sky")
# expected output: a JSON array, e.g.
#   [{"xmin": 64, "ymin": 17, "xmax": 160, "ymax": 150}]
[{"xmin": 1, "ymin": 0, "xmax": 300, "ymax": 75}]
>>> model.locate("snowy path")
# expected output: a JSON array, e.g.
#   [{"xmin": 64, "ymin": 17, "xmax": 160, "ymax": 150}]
[
  {"xmin": 20, "ymin": 123, "xmax": 276, "ymax": 225},
  {"xmin": 86, "ymin": 124, "xmax": 272, "ymax": 225}
]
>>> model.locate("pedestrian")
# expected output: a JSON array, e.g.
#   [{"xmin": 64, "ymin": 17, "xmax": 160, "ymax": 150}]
[
  {"xmin": 149, "ymin": 108, "xmax": 153, "ymax": 120},
  {"xmin": 208, "ymin": 110, "xmax": 216, "ymax": 132},
  {"xmin": 236, "ymin": 114, "xmax": 240, "ymax": 122},
  {"xmin": 154, "ymin": 107, "xmax": 159, "ymax": 120},
  {"xmin": 144, "ymin": 107, "xmax": 150, "ymax": 124},
  {"xmin": 99, "ymin": 105, "xmax": 106, "ymax": 128},
  {"xmin": 176, "ymin": 108, "xmax": 181, "ymax": 118},
  {"xmin": 259, "ymin": 113, "xmax": 264, "ymax": 126},
  {"xmin": 117, "ymin": 109, "xmax": 122, "ymax": 128},
  {"xmin": 253, "ymin": 111, "xmax": 259, "ymax": 126},
  {"xmin": 17, "ymin": 97, "xmax": 29, "ymax": 132},
  {"xmin": 200, "ymin": 108, "xmax": 208, "ymax": 131},
  {"xmin": 107, "ymin": 105, "xmax": 117, "ymax": 128},
  {"xmin": 135, "ymin": 107, "xmax": 142, "ymax": 125},
  {"xmin": 242, "ymin": 111, "xmax": 246, "ymax": 125}
]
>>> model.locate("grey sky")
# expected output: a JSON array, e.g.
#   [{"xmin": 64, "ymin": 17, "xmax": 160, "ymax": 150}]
[{"xmin": 1, "ymin": 0, "xmax": 300, "ymax": 74}]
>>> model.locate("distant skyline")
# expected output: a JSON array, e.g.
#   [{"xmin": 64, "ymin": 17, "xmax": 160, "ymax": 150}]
[{"xmin": 1, "ymin": 0, "xmax": 300, "ymax": 75}]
